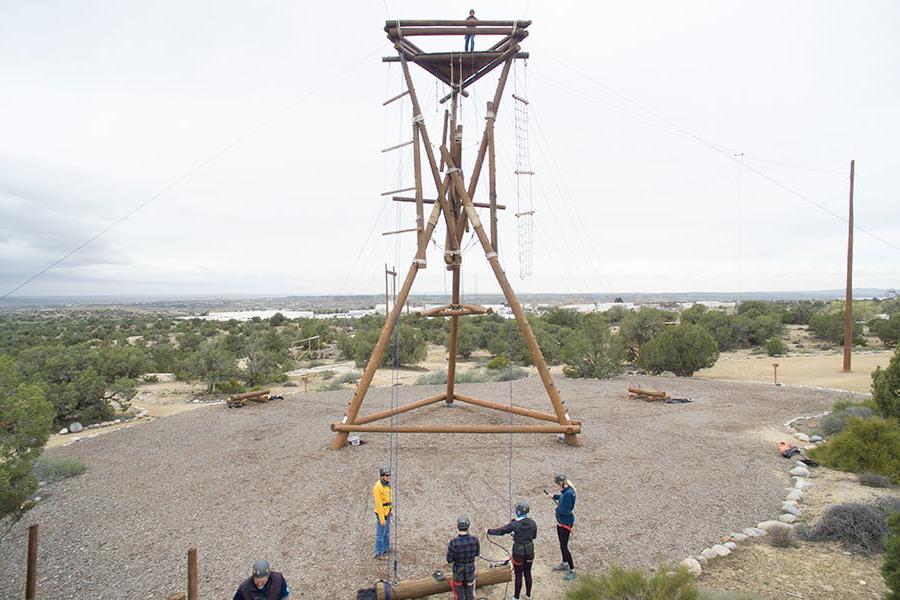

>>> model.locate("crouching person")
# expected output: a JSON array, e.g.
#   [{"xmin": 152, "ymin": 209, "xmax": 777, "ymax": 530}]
[
  {"xmin": 233, "ymin": 560, "xmax": 290, "ymax": 600},
  {"xmin": 446, "ymin": 515, "xmax": 480, "ymax": 600}
]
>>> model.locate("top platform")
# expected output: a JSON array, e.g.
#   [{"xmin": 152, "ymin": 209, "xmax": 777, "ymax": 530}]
[{"xmin": 383, "ymin": 19, "xmax": 530, "ymax": 90}]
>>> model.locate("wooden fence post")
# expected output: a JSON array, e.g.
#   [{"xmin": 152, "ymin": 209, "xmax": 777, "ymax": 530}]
[{"xmin": 26, "ymin": 524, "xmax": 38, "ymax": 600}]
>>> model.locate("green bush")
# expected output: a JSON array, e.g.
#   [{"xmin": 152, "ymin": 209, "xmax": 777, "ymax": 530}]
[
  {"xmin": 873, "ymin": 348, "xmax": 900, "ymax": 419},
  {"xmin": 764, "ymin": 337, "xmax": 787, "ymax": 356},
  {"xmin": 415, "ymin": 370, "xmax": 448, "ymax": 386},
  {"xmin": 486, "ymin": 355, "xmax": 510, "ymax": 371},
  {"xmin": 490, "ymin": 367, "xmax": 529, "ymax": 382},
  {"xmin": 871, "ymin": 317, "xmax": 900, "ymax": 347},
  {"xmin": 319, "ymin": 370, "xmax": 336, "ymax": 380},
  {"xmin": 883, "ymin": 512, "xmax": 900, "ymax": 599},
  {"xmin": 214, "ymin": 379, "xmax": 245, "ymax": 394},
  {"xmin": 817, "ymin": 405, "xmax": 875, "ymax": 436},
  {"xmin": 566, "ymin": 564, "xmax": 697, "ymax": 600},
  {"xmin": 333, "ymin": 371, "xmax": 360, "ymax": 385},
  {"xmin": 32, "ymin": 457, "xmax": 87, "ymax": 483},
  {"xmin": 638, "ymin": 324, "xmax": 719, "ymax": 377},
  {"xmin": 562, "ymin": 314, "xmax": 625, "ymax": 379},
  {"xmin": 809, "ymin": 417, "xmax": 900, "ymax": 482}
]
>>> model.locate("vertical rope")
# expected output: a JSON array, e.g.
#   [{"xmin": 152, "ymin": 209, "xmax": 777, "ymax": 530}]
[
  {"xmin": 507, "ymin": 321, "xmax": 514, "ymax": 519},
  {"xmin": 389, "ymin": 272, "xmax": 400, "ymax": 581}
]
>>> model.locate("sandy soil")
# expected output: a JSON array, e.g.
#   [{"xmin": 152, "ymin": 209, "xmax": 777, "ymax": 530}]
[
  {"xmin": 699, "ymin": 466, "xmax": 900, "ymax": 599},
  {"xmin": 696, "ymin": 350, "xmax": 893, "ymax": 393},
  {"xmin": 1, "ymin": 376, "xmax": 848, "ymax": 599}
]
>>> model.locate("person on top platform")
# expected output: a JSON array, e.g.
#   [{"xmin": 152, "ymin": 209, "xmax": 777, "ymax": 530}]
[
  {"xmin": 551, "ymin": 472, "xmax": 577, "ymax": 581},
  {"xmin": 233, "ymin": 560, "xmax": 290, "ymax": 600},
  {"xmin": 446, "ymin": 514, "xmax": 480, "ymax": 600},
  {"xmin": 487, "ymin": 500, "xmax": 537, "ymax": 600},
  {"xmin": 464, "ymin": 9, "xmax": 477, "ymax": 52},
  {"xmin": 372, "ymin": 465, "xmax": 393, "ymax": 560}
]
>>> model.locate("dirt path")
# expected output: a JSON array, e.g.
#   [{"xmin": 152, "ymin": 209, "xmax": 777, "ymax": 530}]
[{"xmin": 696, "ymin": 350, "xmax": 892, "ymax": 393}]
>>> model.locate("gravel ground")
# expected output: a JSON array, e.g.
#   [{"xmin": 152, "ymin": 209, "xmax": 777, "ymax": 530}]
[{"xmin": 0, "ymin": 376, "xmax": 844, "ymax": 599}]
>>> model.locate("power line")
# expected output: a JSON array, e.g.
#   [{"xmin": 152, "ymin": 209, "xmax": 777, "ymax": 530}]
[
  {"xmin": 532, "ymin": 49, "xmax": 899, "ymax": 254},
  {"xmin": 3, "ymin": 45, "xmax": 384, "ymax": 300}
]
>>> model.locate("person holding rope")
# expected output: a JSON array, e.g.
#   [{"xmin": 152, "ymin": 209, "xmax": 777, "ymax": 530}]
[
  {"xmin": 372, "ymin": 465, "xmax": 393, "ymax": 561},
  {"xmin": 487, "ymin": 500, "xmax": 537, "ymax": 600},
  {"xmin": 551, "ymin": 472, "xmax": 577, "ymax": 581},
  {"xmin": 446, "ymin": 515, "xmax": 480, "ymax": 600}
]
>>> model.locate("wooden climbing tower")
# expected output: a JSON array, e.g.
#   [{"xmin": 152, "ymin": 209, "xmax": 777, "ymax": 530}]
[{"xmin": 330, "ymin": 18, "xmax": 581, "ymax": 449}]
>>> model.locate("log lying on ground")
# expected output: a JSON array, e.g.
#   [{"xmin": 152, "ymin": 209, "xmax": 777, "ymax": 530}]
[
  {"xmin": 376, "ymin": 565, "xmax": 511, "ymax": 600},
  {"xmin": 227, "ymin": 389, "xmax": 271, "ymax": 407},
  {"xmin": 627, "ymin": 386, "xmax": 670, "ymax": 401}
]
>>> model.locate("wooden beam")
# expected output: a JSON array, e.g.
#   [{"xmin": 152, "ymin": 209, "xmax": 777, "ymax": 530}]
[
  {"xmin": 453, "ymin": 393, "xmax": 567, "ymax": 423},
  {"xmin": 229, "ymin": 389, "xmax": 270, "ymax": 402},
  {"xmin": 187, "ymin": 548, "xmax": 198, "ymax": 600},
  {"xmin": 332, "ymin": 423, "xmax": 582, "ymax": 434},
  {"xmin": 385, "ymin": 19, "xmax": 532, "ymax": 28},
  {"xmin": 413, "ymin": 123, "xmax": 425, "ymax": 260},
  {"xmin": 382, "ymin": 139, "xmax": 414, "ymax": 153},
  {"xmin": 387, "ymin": 27, "xmax": 527, "ymax": 36},
  {"xmin": 382, "ymin": 89, "xmax": 409, "ymax": 106},
  {"xmin": 441, "ymin": 146, "xmax": 580, "ymax": 446},
  {"xmin": 382, "ymin": 52, "xmax": 529, "ymax": 63},
  {"xmin": 354, "ymin": 393, "xmax": 446, "ymax": 425},
  {"xmin": 26, "ymin": 524, "xmax": 37, "ymax": 600},
  {"xmin": 375, "ymin": 566, "xmax": 512, "ymax": 600},
  {"xmin": 382, "ymin": 227, "xmax": 419, "ymax": 236},
  {"xmin": 393, "ymin": 196, "xmax": 506, "ymax": 211}
]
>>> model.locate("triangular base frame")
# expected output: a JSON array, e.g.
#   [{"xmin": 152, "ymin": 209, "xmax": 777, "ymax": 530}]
[{"xmin": 330, "ymin": 20, "xmax": 580, "ymax": 449}]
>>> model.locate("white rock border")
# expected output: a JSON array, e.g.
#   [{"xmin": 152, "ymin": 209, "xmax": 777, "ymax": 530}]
[{"xmin": 681, "ymin": 411, "xmax": 828, "ymax": 577}]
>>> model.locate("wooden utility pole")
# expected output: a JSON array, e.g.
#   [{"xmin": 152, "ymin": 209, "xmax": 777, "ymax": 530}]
[
  {"xmin": 330, "ymin": 18, "xmax": 581, "ymax": 449},
  {"xmin": 187, "ymin": 548, "xmax": 198, "ymax": 600},
  {"xmin": 843, "ymin": 160, "xmax": 855, "ymax": 373}
]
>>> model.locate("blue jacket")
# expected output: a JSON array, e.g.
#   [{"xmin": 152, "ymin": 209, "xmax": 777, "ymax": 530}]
[{"xmin": 553, "ymin": 486, "xmax": 576, "ymax": 527}]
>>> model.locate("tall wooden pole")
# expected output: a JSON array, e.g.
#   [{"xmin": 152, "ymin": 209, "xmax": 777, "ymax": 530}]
[
  {"xmin": 25, "ymin": 524, "xmax": 38, "ymax": 600},
  {"xmin": 843, "ymin": 160, "xmax": 855, "ymax": 373},
  {"xmin": 487, "ymin": 101, "xmax": 498, "ymax": 251},
  {"xmin": 413, "ymin": 123, "xmax": 425, "ymax": 259}
]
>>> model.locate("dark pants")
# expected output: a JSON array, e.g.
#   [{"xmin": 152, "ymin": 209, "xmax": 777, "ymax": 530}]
[
  {"xmin": 450, "ymin": 578, "xmax": 475, "ymax": 600},
  {"xmin": 464, "ymin": 34, "xmax": 474, "ymax": 52},
  {"xmin": 557, "ymin": 525, "xmax": 574, "ymax": 569},
  {"xmin": 513, "ymin": 556, "xmax": 533, "ymax": 598}
]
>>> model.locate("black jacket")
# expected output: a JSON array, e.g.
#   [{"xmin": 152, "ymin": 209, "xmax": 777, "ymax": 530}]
[{"xmin": 487, "ymin": 517, "xmax": 537, "ymax": 559}]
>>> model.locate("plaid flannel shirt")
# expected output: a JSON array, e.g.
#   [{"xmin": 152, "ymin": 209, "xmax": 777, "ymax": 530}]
[{"xmin": 446, "ymin": 534, "xmax": 480, "ymax": 582}]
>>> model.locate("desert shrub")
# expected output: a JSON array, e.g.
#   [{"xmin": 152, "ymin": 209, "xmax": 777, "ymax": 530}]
[
  {"xmin": 809, "ymin": 417, "xmax": 900, "ymax": 482},
  {"xmin": 870, "ymin": 317, "xmax": 900, "ymax": 347},
  {"xmin": 213, "ymin": 379, "xmax": 245, "ymax": 395},
  {"xmin": 767, "ymin": 526, "xmax": 797, "ymax": 548},
  {"xmin": 860, "ymin": 473, "xmax": 893, "ymax": 488},
  {"xmin": 638, "ymin": 324, "xmax": 719, "ymax": 377},
  {"xmin": 321, "ymin": 380, "xmax": 347, "ymax": 391},
  {"xmin": 486, "ymin": 355, "xmax": 510, "ymax": 371},
  {"xmin": 698, "ymin": 591, "xmax": 763, "ymax": 600},
  {"xmin": 491, "ymin": 367, "xmax": 529, "ymax": 382},
  {"xmin": 282, "ymin": 381, "xmax": 298, "ymax": 387},
  {"xmin": 875, "ymin": 497, "xmax": 900, "ymax": 516},
  {"xmin": 333, "ymin": 372, "xmax": 360, "ymax": 385},
  {"xmin": 415, "ymin": 370, "xmax": 448, "ymax": 386},
  {"xmin": 883, "ymin": 512, "xmax": 900, "ymax": 599},
  {"xmin": 764, "ymin": 337, "xmax": 787, "ymax": 356},
  {"xmin": 817, "ymin": 405, "xmax": 876, "ymax": 436},
  {"xmin": 455, "ymin": 370, "xmax": 491, "ymax": 384},
  {"xmin": 319, "ymin": 370, "xmax": 336, "ymax": 380},
  {"xmin": 804, "ymin": 502, "xmax": 889, "ymax": 554},
  {"xmin": 32, "ymin": 457, "xmax": 87, "ymax": 483},
  {"xmin": 873, "ymin": 348, "xmax": 900, "ymax": 419},
  {"xmin": 141, "ymin": 374, "xmax": 160, "ymax": 383},
  {"xmin": 565, "ymin": 564, "xmax": 696, "ymax": 600},
  {"xmin": 562, "ymin": 313, "xmax": 625, "ymax": 379}
]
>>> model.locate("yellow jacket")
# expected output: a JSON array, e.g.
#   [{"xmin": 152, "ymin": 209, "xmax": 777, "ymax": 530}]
[{"xmin": 372, "ymin": 480, "xmax": 392, "ymax": 525}]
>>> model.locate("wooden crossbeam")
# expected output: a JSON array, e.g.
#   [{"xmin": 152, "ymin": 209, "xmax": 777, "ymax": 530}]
[
  {"xmin": 355, "ymin": 393, "xmax": 446, "ymax": 425},
  {"xmin": 332, "ymin": 423, "xmax": 581, "ymax": 434},
  {"xmin": 453, "ymin": 393, "xmax": 573, "ymax": 424},
  {"xmin": 393, "ymin": 196, "xmax": 506, "ymax": 210}
]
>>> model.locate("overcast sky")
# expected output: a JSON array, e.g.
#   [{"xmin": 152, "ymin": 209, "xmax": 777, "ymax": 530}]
[{"xmin": 1, "ymin": 1, "xmax": 898, "ymax": 298}]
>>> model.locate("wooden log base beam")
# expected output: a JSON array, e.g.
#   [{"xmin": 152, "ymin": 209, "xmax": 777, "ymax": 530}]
[
  {"xmin": 353, "ymin": 393, "xmax": 446, "ymax": 425},
  {"xmin": 228, "ymin": 389, "xmax": 270, "ymax": 401},
  {"xmin": 375, "ymin": 566, "xmax": 512, "ymax": 600},
  {"xmin": 331, "ymin": 423, "xmax": 582, "ymax": 434},
  {"xmin": 452, "ymin": 393, "xmax": 580, "ymax": 425}
]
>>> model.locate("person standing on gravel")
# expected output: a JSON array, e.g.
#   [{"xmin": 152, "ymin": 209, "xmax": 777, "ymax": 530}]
[
  {"xmin": 487, "ymin": 500, "xmax": 537, "ymax": 600},
  {"xmin": 372, "ymin": 465, "xmax": 393, "ymax": 560},
  {"xmin": 551, "ymin": 472, "xmax": 577, "ymax": 581},
  {"xmin": 233, "ymin": 559, "xmax": 290, "ymax": 600},
  {"xmin": 447, "ymin": 515, "xmax": 480, "ymax": 600}
]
